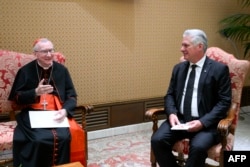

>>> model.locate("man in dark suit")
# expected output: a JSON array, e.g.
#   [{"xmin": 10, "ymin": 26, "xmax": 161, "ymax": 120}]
[{"xmin": 151, "ymin": 29, "xmax": 231, "ymax": 167}]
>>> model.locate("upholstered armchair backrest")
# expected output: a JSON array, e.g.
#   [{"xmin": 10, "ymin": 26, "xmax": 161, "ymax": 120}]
[
  {"xmin": 205, "ymin": 47, "xmax": 249, "ymax": 133},
  {"xmin": 0, "ymin": 50, "xmax": 65, "ymax": 114}
]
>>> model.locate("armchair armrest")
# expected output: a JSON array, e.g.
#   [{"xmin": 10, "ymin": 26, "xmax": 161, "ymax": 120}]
[
  {"xmin": 145, "ymin": 107, "xmax": 165, "ymax": 120},
  {"xmin": 145, "ymin": 107, "xmax": 165, "ymax": 133},
  {"xmin": 217, "ymin": 102, "xmax": 237, "ymax": 136},
  {"xmin": 217, "ymin": 102, "xmax": 237, "ymax": 154},
  {"xmin": 75, "ymin": 105, "xmax": 94, "ymax": 129},
  {"xmin": 75, "ymin": 105, "xmax": 94, "ymax": 115}
]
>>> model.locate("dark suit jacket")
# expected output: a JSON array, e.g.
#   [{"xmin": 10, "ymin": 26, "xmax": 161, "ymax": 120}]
[{"xmin": 165, "ymin": 56, "xmax": 231, "ymax": 129}]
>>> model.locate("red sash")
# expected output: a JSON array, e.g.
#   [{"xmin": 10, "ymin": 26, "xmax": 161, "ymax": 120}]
[{"xmin": 30, "ymin": 94, "xmax": 86, "ymax": 166}]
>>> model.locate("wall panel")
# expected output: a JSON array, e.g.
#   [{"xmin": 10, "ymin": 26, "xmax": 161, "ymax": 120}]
[{"xmin": 0, "ymin": 0, "xmax": 247, "ymax": 106}]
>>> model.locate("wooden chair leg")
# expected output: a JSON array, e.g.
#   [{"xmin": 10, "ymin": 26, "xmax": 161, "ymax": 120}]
[{"xmin": 150, "ymin": 146, "xmax": 157, "ymax": 167}]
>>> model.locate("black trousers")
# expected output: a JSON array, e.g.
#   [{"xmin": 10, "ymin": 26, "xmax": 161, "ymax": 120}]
[
  {"xmin": 13, "ymin": 111, "xmax": 71, "ymax": 167},
  {"xmin": 151, "ymin": 120, "xmax": 220, "ymax": 167}
]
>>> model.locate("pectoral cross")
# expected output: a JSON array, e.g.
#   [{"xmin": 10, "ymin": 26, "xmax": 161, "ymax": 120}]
[{"xmin": 41, "ymin": 98, "xmax": 48, "ymax": 110}]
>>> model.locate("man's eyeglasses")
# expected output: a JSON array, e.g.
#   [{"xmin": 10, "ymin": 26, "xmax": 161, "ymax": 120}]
[{"xmin": 35, "ymin": 49, "xmax": 55, "ymax": 55}]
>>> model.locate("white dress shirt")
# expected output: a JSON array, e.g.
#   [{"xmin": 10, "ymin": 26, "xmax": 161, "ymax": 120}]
[{"xmin": 180, "ymin": 55, "xmax": 206, "ymax": 117}]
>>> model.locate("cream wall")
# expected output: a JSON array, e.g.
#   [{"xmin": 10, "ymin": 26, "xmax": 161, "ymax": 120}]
[{"xmin": 0, "ymin": 0, "xmax": 248, "ymax": 105}]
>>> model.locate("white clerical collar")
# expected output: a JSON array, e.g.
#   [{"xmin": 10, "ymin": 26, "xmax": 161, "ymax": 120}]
[{"xmin": 37, "ymin": 61, "xmax": 53, "ymax": 70}]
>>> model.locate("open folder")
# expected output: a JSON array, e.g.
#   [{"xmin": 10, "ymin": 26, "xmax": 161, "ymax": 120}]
[{"xmin": 29, "ymin": 111, "xmax": 70, "ymax": 128}]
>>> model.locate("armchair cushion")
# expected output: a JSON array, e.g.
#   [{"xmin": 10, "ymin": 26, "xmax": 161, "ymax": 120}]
[
  {"xmin": 0, "ymin": 121, "xmax": 17, "ymax": 159},
  {"xmin": 0, "ymin": 50, "xmax": 35, "ymax": 114}
]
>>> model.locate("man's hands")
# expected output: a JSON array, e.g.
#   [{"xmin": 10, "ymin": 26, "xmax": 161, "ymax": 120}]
[
  {"xmin": 54, "ymin": 109, "xmax": 67, "ymax": 122},
  {"xmin": 169, "ymin": 113, "xmax": 203, "ymax": 132},
  {"xmin": 35, "ymin": 79, "xmax": 54, "ymax": 96},
  {"xmin": 169, "ymin": 114, "xmax": 181, "ymax": 127},
  {"xmin": 186, "ymin": 120, "xmax": 203, "ymax": 132}
]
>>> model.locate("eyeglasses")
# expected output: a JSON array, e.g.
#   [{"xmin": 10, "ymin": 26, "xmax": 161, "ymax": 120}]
[{"xmin": 35, "ymin": 49, "xmax": 55, "ymax": 55}]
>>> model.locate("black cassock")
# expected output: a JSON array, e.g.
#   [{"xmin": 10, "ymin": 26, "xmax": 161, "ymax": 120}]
[{"xmin": 8, "ymin": 60, "xmax": 77, "ymax": 167}]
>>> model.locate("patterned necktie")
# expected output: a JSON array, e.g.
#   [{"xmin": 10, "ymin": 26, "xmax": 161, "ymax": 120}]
[{"xmin": 183, "ymin": 64, "xmax": 197, "ymax": 122}]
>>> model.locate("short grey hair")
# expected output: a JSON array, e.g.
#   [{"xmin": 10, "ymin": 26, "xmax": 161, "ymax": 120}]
[
  {"xmin": 183, "ymin": 29, "xmax": 208, "ymax": 52},
  {"xmin": 33, "ymin": 38, "xmax": 53, "ymax": 51}
]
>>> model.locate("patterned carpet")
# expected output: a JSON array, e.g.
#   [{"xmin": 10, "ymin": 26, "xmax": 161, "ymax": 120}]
[
  {"xmin": 87, "ymin": 130, "xmax": 152, "ymax": 167},
  {"xmin": 87, "ymin": 106, "xmax": 250, "ymax": 167}
]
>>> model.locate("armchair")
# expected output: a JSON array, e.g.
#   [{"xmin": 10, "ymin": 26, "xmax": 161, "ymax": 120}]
[
  {"xmin": 145, "ymin": 47, "xmax": 250, "ymax": 167},
  {"xmin": 0, "ymin": 50, "xmax": 93, "ymax": 166}
]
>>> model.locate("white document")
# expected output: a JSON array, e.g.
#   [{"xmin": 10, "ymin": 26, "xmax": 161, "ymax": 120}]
[
  {"xmin": 29, "ymin": 111, "xmax": 69, "ymax": 128},
  {"xmin": 171, "ymin": 124, "xmax": 189, "ymax": 130}
]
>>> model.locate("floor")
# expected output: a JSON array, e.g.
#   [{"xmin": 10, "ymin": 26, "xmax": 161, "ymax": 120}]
[
  {"xmin": 87, "ymin": 106, "xmax": 250, "ymax": 167},
  {"xmin": 1, "ymin": 107, "xmax": 249, "ymax": 167},
  {"xmin": 233, "ymin": 106, "xmax": 250, "ymax": 150}
]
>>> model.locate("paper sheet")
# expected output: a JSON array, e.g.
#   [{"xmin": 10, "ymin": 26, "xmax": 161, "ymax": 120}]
[
  {"xmin": 29, "ymin": 111, "xmax": 69, "ymax": 128},
  {"xmin": 171, "ymin": 124, "xmax": 189, "ymax": 130}
]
